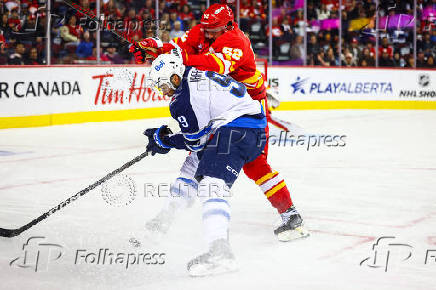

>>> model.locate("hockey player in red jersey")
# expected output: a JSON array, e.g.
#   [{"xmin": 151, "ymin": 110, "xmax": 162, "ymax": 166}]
[{"xmin": 131, "ymin": 4, "xmax": 308, "ymax": 241}]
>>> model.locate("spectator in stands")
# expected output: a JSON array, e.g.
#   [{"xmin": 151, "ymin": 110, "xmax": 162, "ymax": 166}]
[
  {"xmin": 392, "ymin": 52, "xmax": 404, "ymax": 67},
  {"xmin": 161, "ymin": 30, "xmax": 170, "ymax": 43},
  {"xmin": 379, "ymin": 48, "xmax": 394, "ymax": 67},
  {"xmin": 8, "ymin": 42, "xmax": 25, "ymax": 65},
  {"xmin": 169, "ymin": 21, "xmax": 184, "ymax": 39},
  {"xmin": 340, "ymin": 10, "xmax": 349, "ymax": 33},
  {"xmin": 76, "ymin": 0, "xmax": 92, "ymax": 19},
  {"xmin": 292, "ymin": 9, "xmax": 305, "ymax": 34},
  {"xmin": 418, "ymin": 32, "xmax": 435, "ymax": 55},
  {"xmin": 0, "ymin": 34, "xmax": 7, "ymax": 65},
  {"xmin": 0, "ymin": 31, "xmax": 5, "ymax": 48},
  {"xmin": 140, "ymin": 0, "xmax": 156, "ymax": 18},
  {"xmin": 193, "ymin": 3, "xmax": 207, "ymax": 20},
  {"xmin": 426, "ymin": 55, "xmax": 434, "ymax": 68},
  {"xmin": 325, "ymin": 47, "xmax": 337, "ymax": 66},
  {"xmin": 1, "ymin": 13, "xmax": 9, "ymax": 32},
  {"xmin": 359, "ymin": 47, "xmax": 375, "ymax": 66},
  {"xmin": 169, "ymin": 12, "xmax": 183, "ymax": 31},
  {"xmin": 104, "ymin": 44, "xmax": 124, "ymax": 64},
  {"xmin": 366, "ymin": 42, "xmax": 376, "ymax": 59},
  {"xmin": 359, "ymin": 58, "xmax": 369, "ymax": 67},
  {"xmin": 342, "ymin": 52, "xmax": 357, "ymax": 67},
  {"xmin": 76, "ymin": 30, "xmax": 93, "ymax": 59},
  {"xmin": 268, "ymin": 18, "xmax": 283, "ymax": 57},
  {"xmin": 307, "ymin": 2, "xmax": 318, "ymax": 21},
  {"xmin": 25, "ymin": 47, "xmax": 41, "ymax": 65},
  {"xmin": 416, "ymin": 50, "xmax": 427, "ymax": 67},
  {"xmin": 290, "ymin": 35, "xmax": 304, "ymax": 61},
  {"xmin": 317, "ymin": 3, "xmax": 330, "ymax": 20},
  {"xmin": 60, "ymin": 15, "xmax": 82, "ymax": 43},
  {"xmin": 249, "ymin": 0, "xmax": 266, "ymax": 21},
  {"xmin": 7, "ymin": 9, "xmax": 21, "ymax": 34},
  {"xmin": 350, "ymin": 38, "xmax": 359, "ymax": 58},
  {"xmin": 379, "ymin": 37, "xmax": 393, "ymax": 58},
  {"xmin": 405, "ymin": 55, "xmax": 415, "ymax": 68},
  {"xmin": 86, "ymin": 47, "xmax": 110, "ymax": 62},
  {"xmin": 158, "ymin": 1, "xmax": 169, "ymax": 17},
  {"xmin": 180, "ymin": 4, "xmax": 194, "ymax": 23},
  {"xmin": 4, "ymin": 0, "xmax": 19, "ymax": 12},
  {"xmin": 160, "ymin": 13, "xmax": 171, "ymax": 31},
  {"xmin": 307, "ymin": 34, "xmax": 320, "ymax": 58},
  {"xmin": 188, "ymin": 19, "xmax": 198, "ymax": 30},
  {"xmin": 315, "ymin": 50, "xmax": 328, "ymax": 66}
]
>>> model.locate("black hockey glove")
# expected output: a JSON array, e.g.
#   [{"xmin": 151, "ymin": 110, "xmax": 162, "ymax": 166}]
[{"xmin": 144, "ymin": 125, "xmax": 173, "ymax": 156}]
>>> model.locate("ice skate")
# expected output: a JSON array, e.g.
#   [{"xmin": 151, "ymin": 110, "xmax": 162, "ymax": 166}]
[
  {"xmin": 187, "ymin": 239, "xmax": 238, "ymax": 277},
  {"xmin": 274, "ymin": 206, "xmax": 309, "ymax": 242},
  {"xmin": 145, "ymin": 207, "xmax": 175, "ymax": 238}
]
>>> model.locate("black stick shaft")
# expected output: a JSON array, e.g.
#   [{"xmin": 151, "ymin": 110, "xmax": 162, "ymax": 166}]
[{"xmin": 0, "ymin": 151, "xmax": 149, "ymax": 238}]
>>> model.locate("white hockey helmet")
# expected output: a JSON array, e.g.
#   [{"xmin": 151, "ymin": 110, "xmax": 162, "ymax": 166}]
[{"xmin": 149, "ymin": 51, "xmax": 185, "ymax": 95}]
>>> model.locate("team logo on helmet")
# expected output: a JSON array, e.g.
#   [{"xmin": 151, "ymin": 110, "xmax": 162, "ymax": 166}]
[
  {"xmin": 154, "ymin": 60, "xmax": 165, "ymax": 71},
  {"xmin": 215, "ymin": 7, "xmax": 225, "ymax": 14}
]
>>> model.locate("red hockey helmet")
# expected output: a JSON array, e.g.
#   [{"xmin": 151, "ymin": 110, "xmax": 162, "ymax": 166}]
[{"xmin": 200, "ymin": 3, "xmax": 234, "ymax": 31}]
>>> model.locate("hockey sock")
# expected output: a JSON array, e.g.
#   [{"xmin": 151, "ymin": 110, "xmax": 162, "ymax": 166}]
[
  {"xmin": 256, "ymin": 171, "xmax": 293, "ymax": 214},
  {"xmin": 243, "ymin": 154, "xmax": 293, "ymax": 214},
  {"xmin": 199, "ymin": 177, "xmax": 231, "ymax": 246},
  {"xmin": 164, "ymin": 177, "xmax": 197, "ymax": 212}
]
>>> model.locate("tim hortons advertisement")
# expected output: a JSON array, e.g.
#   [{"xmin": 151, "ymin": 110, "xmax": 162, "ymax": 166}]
[{"xmin": 0, "ymin": 66, "xmax": 169, "ymax": 117}]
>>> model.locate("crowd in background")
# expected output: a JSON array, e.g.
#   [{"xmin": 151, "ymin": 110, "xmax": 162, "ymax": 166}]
[{"xmin": 0, "ymin": 0, "xmax": 435, "ymax": 68}]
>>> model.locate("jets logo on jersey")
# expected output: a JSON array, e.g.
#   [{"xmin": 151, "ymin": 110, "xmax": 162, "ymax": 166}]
[{"xmin": 154, "ymin": 60, "xmax": 165, "ymax": 71}]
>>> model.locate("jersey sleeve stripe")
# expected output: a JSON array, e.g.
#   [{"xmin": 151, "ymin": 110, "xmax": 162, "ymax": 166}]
[
  {"xmin": 210, "ymin": 54, "xmax": 225, "ymax": 74},
  {"xmin": 214, "ymin": 53, "xmax": 232, "ymax": 75},
  {"xmin": 241, "ymin": 70, "xmax": 262, "ymax": 84},
  {"xmin": 183, "ymin": 125, "xmax": 212, "ymax": 140}
]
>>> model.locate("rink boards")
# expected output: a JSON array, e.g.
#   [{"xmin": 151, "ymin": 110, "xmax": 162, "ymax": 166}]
[{"xmin": 0, "ymin": 65, "xmax": 435, "ymax": 129}]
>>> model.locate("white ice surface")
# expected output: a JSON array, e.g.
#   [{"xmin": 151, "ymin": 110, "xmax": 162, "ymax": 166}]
[{"xmin": 1, "ymin": 110, "xmax": 436, "ymax": 290}]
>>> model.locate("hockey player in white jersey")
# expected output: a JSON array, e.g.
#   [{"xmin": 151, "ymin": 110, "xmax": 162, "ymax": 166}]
[{"xmin": 144, "ymin": 52, "xmax": 267, "ymax": 276}]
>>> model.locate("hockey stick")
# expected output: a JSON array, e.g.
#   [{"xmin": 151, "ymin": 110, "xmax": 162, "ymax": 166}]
[
  {"xmin": 0, "ymin": 151, "xmax": 149, "ymax": 238},
  {"xmin": 61, "ymin": 0, "xmax": 158, "ymax": 56}
]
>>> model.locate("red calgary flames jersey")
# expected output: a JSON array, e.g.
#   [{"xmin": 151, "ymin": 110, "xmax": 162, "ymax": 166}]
[{"xmin": 172, "ymin": 24, "xmax": 266, "ymax": 100}]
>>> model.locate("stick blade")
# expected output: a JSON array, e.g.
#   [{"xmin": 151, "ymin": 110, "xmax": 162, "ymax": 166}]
[{"xmin": 0, "ymin": 228, "xmax": 17, "ymax": 238}]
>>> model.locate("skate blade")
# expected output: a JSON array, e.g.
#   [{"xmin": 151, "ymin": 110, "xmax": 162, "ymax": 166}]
[
  {"xmin": 277, "ymin": 226, "xmax": 310, "ymax": 242},
  {"xmin": 188, "ymin": 260, "xmax": 239, "ymax": 277}
]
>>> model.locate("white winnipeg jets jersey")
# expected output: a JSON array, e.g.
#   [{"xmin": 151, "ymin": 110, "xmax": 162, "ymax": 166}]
[{"xmin": 169, "ymin": 67, "xmax": 266, "ymax": 144}]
